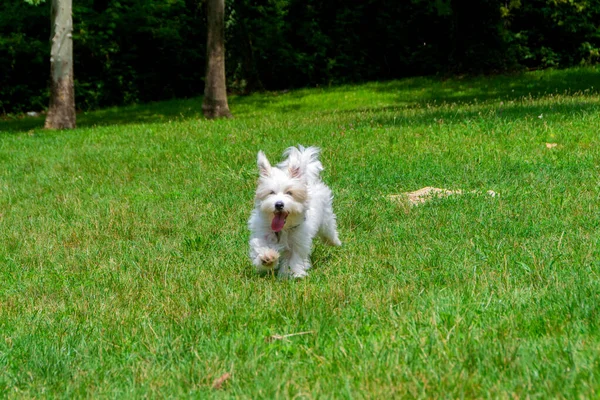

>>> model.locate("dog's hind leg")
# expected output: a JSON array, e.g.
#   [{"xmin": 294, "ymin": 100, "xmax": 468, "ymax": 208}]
[{"xmin": 318, "ymin": 211, "xmax": 342, "ymax": 246}]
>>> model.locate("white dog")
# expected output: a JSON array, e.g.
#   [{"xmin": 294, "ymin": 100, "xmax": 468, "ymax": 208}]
[{"xmin": 248, "ymin": 145, "xmax": 341, "ymax": 278}]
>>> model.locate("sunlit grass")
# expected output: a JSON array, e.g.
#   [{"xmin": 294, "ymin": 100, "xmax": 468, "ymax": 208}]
[{"xmin": 0, "ymin": 66, "xmax": 599, "ymax": 397}]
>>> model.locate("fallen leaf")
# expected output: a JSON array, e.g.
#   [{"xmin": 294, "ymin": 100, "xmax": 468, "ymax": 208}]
[{"xmin": 212, "ymin": 372, "xmax": 231, "ymax": 390}]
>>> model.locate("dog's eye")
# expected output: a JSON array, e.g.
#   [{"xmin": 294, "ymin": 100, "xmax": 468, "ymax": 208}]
[
  {"xmin": 269, "ymin": 191, "xmax": 275, "ymax": 195},
  {"xmin": 286, "ymin": 191, "xmax": 293, "ymax": 196}
]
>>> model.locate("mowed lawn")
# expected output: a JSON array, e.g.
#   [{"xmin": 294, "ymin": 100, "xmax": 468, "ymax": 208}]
[{"xmin": 0, "ymin": 67, "xmax": 599, "ymax": 398}]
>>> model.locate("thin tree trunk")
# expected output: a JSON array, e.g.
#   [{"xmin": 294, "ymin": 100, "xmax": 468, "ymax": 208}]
[
  {"xmin": 45, "ymin": 0, "xmax": 76, "ymax": 129},
  {"xmin": 202, "ymin": 0, "xmax": 232, "ymax": 119},
  {"xmin": 241, "ymin": 27, "xmax": 264, "ymax": 93}
]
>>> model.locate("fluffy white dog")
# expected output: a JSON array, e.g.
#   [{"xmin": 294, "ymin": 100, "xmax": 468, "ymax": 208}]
[{"xmin": 248, "ymin": 145, "xmax": 341, "ymax": 278}]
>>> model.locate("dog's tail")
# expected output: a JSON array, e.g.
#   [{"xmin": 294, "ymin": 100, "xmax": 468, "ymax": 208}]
[{"xmin": 281, "ymin": 145, "xmax": 323, "ymax": 183}]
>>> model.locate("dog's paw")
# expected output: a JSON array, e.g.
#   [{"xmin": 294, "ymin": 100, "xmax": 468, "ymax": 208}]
[
  {"xmin": 291, "ymin": 269, "xmax": 308, "ymax": 279},
  {"xmin": 259, "ymin": 248, "xmax": 280, "ymax": 268},
  {"xmin": 278, "ymin": 264, "xmax": 308, "ymax": 279},
  {"xmin": 330, "ymin": 238, "xmax": 342, "ymax": 246}
]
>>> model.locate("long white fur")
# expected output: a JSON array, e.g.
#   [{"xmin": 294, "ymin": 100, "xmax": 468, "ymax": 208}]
[
  {"xmin": 248, "ymin": 145, "xmax": 341, "ymax": 278},
  {"xmin": 278, "ymin": 145, "xmax": 323, "ymax": 184}
]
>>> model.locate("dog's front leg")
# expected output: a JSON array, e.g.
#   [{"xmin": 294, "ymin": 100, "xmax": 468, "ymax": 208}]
[
  {"xmin": 287, "ymin": 253, "xmax": 309, "ymax": 278},
  {"xmin": 249, "ymin": 238, "xmax": 281, "ymax": 273},
  {"xmin": 278, "ymin": 234, "xmax": 311, "ymax": 279}
]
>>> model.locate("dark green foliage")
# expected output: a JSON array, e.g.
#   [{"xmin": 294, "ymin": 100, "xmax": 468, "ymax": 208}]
[
  {"xmin": 74, "ymin": 0, "xmax": 207, "ymax": 110},
  {"xmin": 504, "ymin": 0, "xmax": 600, "ymax": 68},
  {"xmin": 0, "ymin": 1, "xmax": 48, "ymax": 113},
  {"xmin": 1, "ymin": 0, "xmax": 599, "ymax": 113},
  {"xmin": 1, "ymin": 0, "xmax": 207, "ymax": 113}
]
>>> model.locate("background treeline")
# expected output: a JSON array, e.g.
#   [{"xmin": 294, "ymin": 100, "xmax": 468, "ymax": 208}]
[{"xmin": 1, "ymin": 0, "xmax": 599, "ymax": 113}]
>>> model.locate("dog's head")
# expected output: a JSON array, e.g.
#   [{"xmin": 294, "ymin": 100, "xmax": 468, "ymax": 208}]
[{"xmin": 254, "ymin": 150, "xmax": 308, "ymax": 232}]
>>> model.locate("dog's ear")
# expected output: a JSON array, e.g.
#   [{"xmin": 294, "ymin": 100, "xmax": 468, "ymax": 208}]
[
  {"xmin": 288, "ymin": 163, "xmax": 302, "ymax": 179},
  {"xmin": 257, "ymin": 151, "xmax": 272, "ymax": 177},
  {"xmin": 285, "ymin": 147, "xmax": 303, "ymax": 179}
]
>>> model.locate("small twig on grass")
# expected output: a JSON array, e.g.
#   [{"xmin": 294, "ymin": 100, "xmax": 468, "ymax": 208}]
[{"xmin": 265, "ymin": 330, "xmax": 315, "ymax": 343}]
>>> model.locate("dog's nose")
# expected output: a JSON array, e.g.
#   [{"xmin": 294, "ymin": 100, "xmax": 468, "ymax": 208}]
[{"xmin": 275, "ymin": 201, "xmax": 284, "ymax": 211}]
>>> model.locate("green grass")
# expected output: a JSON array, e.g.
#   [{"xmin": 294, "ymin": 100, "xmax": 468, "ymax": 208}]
[{"xmin": 1, "ymin": 66, "xmax": 599, "ymax": 398}]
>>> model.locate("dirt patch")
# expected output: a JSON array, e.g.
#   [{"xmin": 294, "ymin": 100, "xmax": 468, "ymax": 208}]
[{"xmin": 388, "ymin": 187, "xmax": 498, "ymax": 206}]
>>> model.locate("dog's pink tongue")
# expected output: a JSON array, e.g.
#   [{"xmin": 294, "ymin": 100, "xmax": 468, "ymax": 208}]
[{"xmin": 271, "ymin": 213, "xmax": 286, "ymax": 232}]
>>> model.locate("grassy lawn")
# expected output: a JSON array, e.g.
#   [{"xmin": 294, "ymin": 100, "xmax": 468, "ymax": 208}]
[{"xmin": 1, "ymin": 67, "xmax": 599, "ymax": 398}]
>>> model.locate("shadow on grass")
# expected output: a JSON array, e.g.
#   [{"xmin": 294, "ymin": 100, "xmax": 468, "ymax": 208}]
[
  {"xmin": 1, "ymin": 67, "xmax": 598, "ymax": 133},
  {"xmin": 0, "ymin": 97, "xmax": 207, "ymax": 134},
  {"xmin": 366, "ymin": 100, "xmax": 600, "ymax": 130},
  {"xmin": 369, "ymin": 67, "xmax": 600, "ymax": 105},
  {"xmin": 0, "ymin": 94, "xmax": 283, "ymax": 133}
]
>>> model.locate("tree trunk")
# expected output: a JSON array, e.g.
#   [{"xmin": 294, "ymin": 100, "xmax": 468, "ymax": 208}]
[
  {"xmin": 202, "ymin": 0, "xmax": 232, "ymax": 119},
  {"xmin": 45, "ymin": 0, "xmax": 76, "ymax": 130},
  {"xmin": 241, "ymin": 26, "xmax": 264, "ymax": 93}
]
